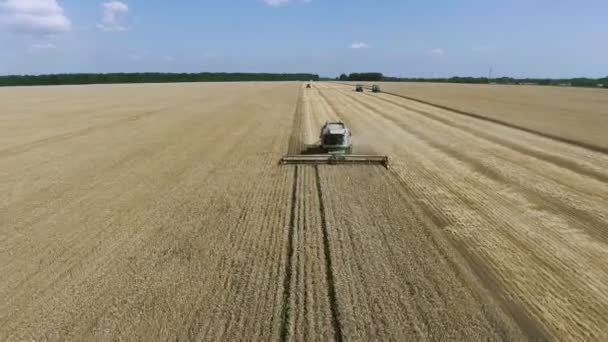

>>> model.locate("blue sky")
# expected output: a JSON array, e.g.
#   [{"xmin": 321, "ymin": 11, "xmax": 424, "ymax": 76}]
[{"xmin": 0, "ymin": 0, "xmax": 606, "ymax": 78}]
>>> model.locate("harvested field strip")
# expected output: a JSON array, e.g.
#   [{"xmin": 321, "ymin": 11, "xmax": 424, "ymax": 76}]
[
  {"xmin": 368, "ymin": 91, "xmax": 608, "ymax": 238},
  {"xmin": 340, "ymin": 90, "xmax": 608, "ymax": 239},
  {"xmin": 318, "ymin": 83, "xmax": 608, "ymax": 340},
  {"xmin": 371, "ymin": 82, "xmax": 608, "ymax": 152},
  {"xmin": 371, "ymin": 92, "xmax": 608, "ymax": 183},
  {"xmin": 319, "ymin": 165, "xmax": 526, "ymax": 340},
  {"xmin": 379, "ymin": 89, "xmax": 608, "ymax": 155},
  {"xmin": 337, "ymin": 87, "xmax": 608, "ymax": 226}
]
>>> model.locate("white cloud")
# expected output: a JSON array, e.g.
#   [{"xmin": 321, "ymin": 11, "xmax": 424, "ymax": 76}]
[
  {"xmin": 163, "ymin": 55, "xmax": 175, "ymax": 62},
  {"xmin": 97, "ymin": 1, "xmax": 129, "ymax": 32},
  {"xmin": 263, "ymin": 0, "xmax": 311, "ymax": 6},
  {"xmin": 129, "ymin": 54, "xmax": 142, "ymax": 61},
  {"xmin": 0, "ymin": 0, "xmax": 72, "ymax": 34},
  {"xmin": 264, "ymin": 0, "xmax": 289, "ymax": 5},
  {"xmin": 29, "ymin": 42, "xmax": 57, "ymax": 50},
  {"xmin": 428, "ymin": 48, "xmax": 444, "ymax": 56},
  {"xmin": 349, "ymin": 42, "xmax": 370, "ymax": 49},
  {"xmin": 472, "ymin": 46, "xmax": 494, "ymax": 53}
]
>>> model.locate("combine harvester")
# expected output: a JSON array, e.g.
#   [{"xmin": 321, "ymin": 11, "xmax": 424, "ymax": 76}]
[{"xmin": 281, "ymin": 121, "xmax": 389, "ymax": 168}]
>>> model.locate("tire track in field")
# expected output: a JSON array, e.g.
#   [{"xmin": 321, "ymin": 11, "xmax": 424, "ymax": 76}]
[
  {"xmin": 279, "ymin": 166, "xmax": 299, "ymax": 342},
  {"xmin": 314, "ymin": 165, "xmax": 343, "ymax": 342}
]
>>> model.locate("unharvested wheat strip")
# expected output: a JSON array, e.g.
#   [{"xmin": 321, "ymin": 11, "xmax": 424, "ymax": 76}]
[
  {"xmin": 247, "ymin": 170, "xmax": 291, "ymax": 339},
  {"xmin": 251, "ymin": 168, "xmax": 293, "ymax": 340},
  {"xmin": 326, "ymin": 85, "xmax": 608, "ymax": 339},
  {"xmin": 0, "ymin": 113, "xmax": 256, "ymax": 334},
  {"xmin": 192, "ymin": 176, "xmax": 264, "ymax": 340},
  {"xmin": 0, "ymin": 126, "xmax": 246, "ymax": 304},
  {"xmin": 194, "ymin": 111, "xmax": 296, "ymax": 332},
  {"xmin": 95, "ymin": 93, "xmax": 288, "ymax": 340},
  {"xmin": 0, "ymin": 99, "xmax": 252, "ymax": 261},
  {"xmin": 268, "ymin": 172, "xmax": 294, "ymax": 340},
  {"xmin": 0, "ymin": 94, "xmax": 163, "ymax": 151},
  {"xmin": 5, "ymin": 136, "xmax": 262, "ymax": 340},
  {"xmin": 0, "ymin": 94, "xmax": 242, "ymax": 198},
  {"xmin": 198, "ymin": 98, "xmax": 299, "ymax": 340},
  {"xmin": 0, "ymin": 83, "xmax": 305, "ymax": 340},
  {"xmin": 235, "ymin": 152, "xmax": 291, "ymax": 338}
]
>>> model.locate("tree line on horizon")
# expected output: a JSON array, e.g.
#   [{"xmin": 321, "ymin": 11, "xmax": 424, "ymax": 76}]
[
  {"xmin": 0, "ymin": 72, "xmax": 320, "ymax": 87},
  {"xmin": 336, "ymin": 72, "xmax": 608, "ymax": 88}
]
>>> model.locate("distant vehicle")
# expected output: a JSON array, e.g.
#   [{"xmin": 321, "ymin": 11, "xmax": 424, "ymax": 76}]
[
  {"xmin": 355, "ymin": 84, "xmax": 364, "ymax": 92},
  {"xmin": 371, "ymin": 84, "xmax": 381, "ymax": 93}
]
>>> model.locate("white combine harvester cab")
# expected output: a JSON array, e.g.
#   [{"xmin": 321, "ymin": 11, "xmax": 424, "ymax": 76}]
[{"xmin": 320, "ymin": 121, "xmax": 352, "ymax": 154}]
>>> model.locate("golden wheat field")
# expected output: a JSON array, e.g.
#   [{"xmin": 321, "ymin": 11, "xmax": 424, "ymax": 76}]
[{"xmin": 1, "ymin": 82, "xmax": 607, "ymax": 341}]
